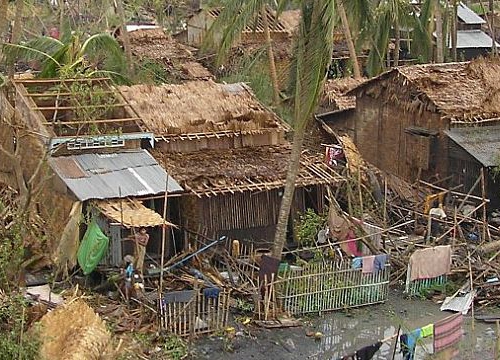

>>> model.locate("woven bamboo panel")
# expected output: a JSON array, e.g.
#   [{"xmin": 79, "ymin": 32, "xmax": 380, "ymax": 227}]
[{"xmin": 96, "ymin": 198, "xmax": 173, "ymax": 228}]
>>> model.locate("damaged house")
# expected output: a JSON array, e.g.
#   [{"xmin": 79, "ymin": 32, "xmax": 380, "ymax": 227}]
[
  {"xmin": 118, "ymin": 80, "xmax": 341, "ymax": 246},
  {"xmin": 324, "ymin": 58, "xmax": 500, "ymax": 209},
  {"xmin": 7, "ymin": 77, "xmax": 183, "ymax": 271},
  {"xmin": 127, "ymin": 26, "xmax": 214, "ymax": 83}
]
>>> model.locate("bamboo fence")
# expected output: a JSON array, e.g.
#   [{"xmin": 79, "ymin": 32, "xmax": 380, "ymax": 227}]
[
  {"xmin": 160, "ymin": 286, "xmax": 231, "ymax": 337},
  {"xmin": 261, "ymin": 259, "xmax": 390, "ymax": 316}
]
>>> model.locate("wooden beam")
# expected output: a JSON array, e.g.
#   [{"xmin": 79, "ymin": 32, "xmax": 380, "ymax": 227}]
[
  {"xmin": 43, "ymin": 117, "xmax": 141, "ymax": 125},
  {"xmin": 15, "ymin": 77, "xmax": 110, "ymax": 84},
  {"xmin": 33, "ymin": 103, "xmax": 129, "ymax": 111},
  {"xmin": 26, "ymin": 91, "xmax": 115, "ymax": 97}
]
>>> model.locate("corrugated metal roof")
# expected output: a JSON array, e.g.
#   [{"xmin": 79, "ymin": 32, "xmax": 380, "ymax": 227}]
[
  {"xmin": 49, "ymin": 150, "xmax": 183, "ymax": 201},
  {"xmin": 457, "ymin": 3, "xmax": 485, "ymax": 25},
  {"xmin": 454, "ymin": 30, "xmax": 499, "ymax": 49},
  {"xmin": 445, "ymin": 126, "xmax": 500, "ymax": 167}
]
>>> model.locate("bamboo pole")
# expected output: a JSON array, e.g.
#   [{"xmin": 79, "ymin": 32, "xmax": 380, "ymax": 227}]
[
  {"xmin": 159, "ymin": 174, "xmax": 169, "ymax": 330},
  {"xmin": 468, "ymin": 249, "xmax": 475, "ymax": 332},
  {"xmin": 383, "ymin": 176, "xmax": 387, "ymax": 249},
  {"xmin": 496, "ymin": 320, "xmax": 500, "ymax": 359},
  {"xmin": 481, "ymin": 168, "xmax": 487, "ymax": 243}
]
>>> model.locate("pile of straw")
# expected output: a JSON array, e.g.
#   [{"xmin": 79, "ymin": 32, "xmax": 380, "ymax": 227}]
[{"xmin": 39, "ymin": 300, "xmax": 112, "ymax": 360}]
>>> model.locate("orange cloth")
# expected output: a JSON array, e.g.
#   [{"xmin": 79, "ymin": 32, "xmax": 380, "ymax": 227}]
[{"xmin": 409, "ymin": 245, "xmax": 452, "ymax": 281}]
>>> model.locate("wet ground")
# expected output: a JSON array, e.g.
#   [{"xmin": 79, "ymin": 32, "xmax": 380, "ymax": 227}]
[{"xmin": 191, "ymin": 290, "xmax": 499, "ymax": 359}]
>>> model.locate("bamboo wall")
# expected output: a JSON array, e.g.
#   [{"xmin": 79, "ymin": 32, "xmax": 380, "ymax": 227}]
[
  {"xmin": 179, "ymin": 186, "xmax": 317, "ymax": 244},
  {"xmin": 353, "ymin": 95, "xmax": 447, "ymax": 182}
]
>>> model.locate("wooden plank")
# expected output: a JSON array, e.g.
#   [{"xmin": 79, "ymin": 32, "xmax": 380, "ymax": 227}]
[
  {"xmin": 43, "ymin": 117, "xmax": 141, "ymax": 125},
  {"xmin": 26, "ymin": 91, "xmax": 115, "ymax": 97},
  {"xmin": 15, "ymin": 77, "xmax": 110, "ymax": 84},
  {"xmin": 33, "ymin": 103, "xmax": 129, "ymax": 110}
]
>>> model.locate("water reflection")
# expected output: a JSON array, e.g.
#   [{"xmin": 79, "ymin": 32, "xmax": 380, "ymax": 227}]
[{"xmin": 309, "ymin": 313, "xmax": 496, "ymax": 360}]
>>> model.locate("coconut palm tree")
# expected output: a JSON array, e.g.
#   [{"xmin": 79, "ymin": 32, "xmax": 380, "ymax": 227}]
[
  {"xmin": 205, "ymin": 0, "xmax": 281, "ymax": 105},
  {"xmin": 271, "ymin": 0, "xmax": 336, "ymax": 259},
  {"xmin": 366, "ymin": 0, "xmax": 415, "ymax": 75},
  {"xmin": 115, "ymin": 0, "xmax": 134, "ymax": 76},
  {"xmin": 338, "ymin": 0, "xmax": 361, "ymax": 78},
  {"xmin": 0, "ymin": 0, "xmax": 8, "ymax": 64},
  {"xmin": 2, "ymin": 31, "xmax": 128, "ymax": 82}
]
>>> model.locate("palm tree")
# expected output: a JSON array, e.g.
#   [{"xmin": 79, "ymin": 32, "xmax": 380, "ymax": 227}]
[
  {"xmin": 271, "ymin": 0, "xmax": 336, "ymax": 259},
  {"xmin": 0, "ymin": 0, "xmax": 8, "ymax": 63},
  {"xmin": 366, "ymin": 0, "xmax": 415, "ymax": 75},
  {"xmin": 2, "ymin": 31, "xmax": 128, "ymax": 82},
  {"xmin": 205, "ymin": 0, "xmax": 281, "ymax": 105},
  {"xmin": 115, "ymin": 0, "xmax": 134, "ymax": 76},
  {"xmin": 337, "ymin": 0, "xmax": 361, "ymax": 78}
]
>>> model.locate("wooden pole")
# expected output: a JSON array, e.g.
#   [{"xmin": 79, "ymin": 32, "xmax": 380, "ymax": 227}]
[
  {"xmin": 468, "ymin": 249, "xmax": 475, "ymax": 332},
  {"xmin": 496, "ymin": 320, "xmax": 500, "ymax": 359},
  {"xmin": 159, "ymin": 174, "xmax": 169, "ymax": 297},
  {"xmin": 119, "ymin": 187, "xmax": 124, "ymax": 257},
  {"xmin": 383, "ymin": 176, "xmax": 387, "ymax": 249},
  {"xmin": 481, "ymin": 168, "xmax": 487, "ymax": 243}
]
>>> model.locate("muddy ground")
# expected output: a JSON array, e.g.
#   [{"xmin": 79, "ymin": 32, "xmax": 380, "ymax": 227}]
[{"xmin": 190, "ymin": 290, "xmax": 499, "ymax": 359}]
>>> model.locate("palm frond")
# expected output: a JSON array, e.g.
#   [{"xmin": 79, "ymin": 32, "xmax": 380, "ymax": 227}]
[
  {"xmin": 291, "ymin": 0, "xmax": 336, "ymax": 131},
  {"xmin": 203, "ymin": 0, "xmax": 264, "ymax": 64},
  {"xmin": 81, "ymin": 33, "xmax": 127, "ymax": 76},
  {"xmin": 366, "ymin": 5, "xmax": 391, "ymax": 76},
  {"xmin": 2, "ymin": 36, "xmax": 63, "ymax": 69},
  {"xmin": 39, "ymin": 43, "xmax": 69, "ymax": 78}
]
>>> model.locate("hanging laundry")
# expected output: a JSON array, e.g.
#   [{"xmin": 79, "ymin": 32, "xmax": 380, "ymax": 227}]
[
  {"xmin": 400, "ymin": 328, "xmax": 421, "ymax": 360},
  {"xmin": 360, "ymin": 222, "xmax": 383, "ymax": 255},
  {"xmin": 409, "ymin": 245, "xmax": 452, "ymax": 281},
  {"xmin": 374, "ymin": 254, "xmax": 388, "ymax": 272},
  {"xmin": 355, "ymin": 341, "xmax": 382, "ymax": 360},
  {"xmin": 434, "ymin": 313, "xmax": 464, "ymax": 353},
  {"xmin": 341, "ymin": 229, "xmax": 362, "ymax": 257},
  {"xmin": 325, "ymin": 145, "xmax": 344, "ymax": 167},
  {"xmin": 352, "ymin": 257, "xmax": 362, "ymax": 269},
  {"xmin": 421, "ymin": 323, "xmax": 434, "ymax": 338},
  {"xmin": 362, "ymin": 255, "xmax": 375, "ymax": 274}
]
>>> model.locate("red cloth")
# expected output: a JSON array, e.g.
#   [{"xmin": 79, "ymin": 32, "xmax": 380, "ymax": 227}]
[
  {"xmin": 434, "ymin": 313, "xmax": 464, "ymax": 353},
  {"xmin": 342, "ymin": 229, "xmax": 362, "ymax": 257}
]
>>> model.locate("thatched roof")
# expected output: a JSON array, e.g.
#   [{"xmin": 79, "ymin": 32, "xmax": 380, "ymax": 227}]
[
  {"xmin": 279, "ymin": 10, "xmax": 301, "ymax": 33},
  {"xmin": 319, "ymin": 77, "xmax": 368, "ymax": 113},
  {"xmin": 348, "ymin": 58, "xmax": 500, "ymax": 122},
  {"xmin": 205, "ymin": 6, "xmax": 289, "ymax": 34},
  {"xmin": 152, "ymin": 145, "xmax": 341, "ymax": 196},
  {"xmin": 118, "ymin": 81, "xmax": 288, "ymax": 137},
  {"xmin": 129, "ymin": 28, "xmax": 213, "ymax": 81}
]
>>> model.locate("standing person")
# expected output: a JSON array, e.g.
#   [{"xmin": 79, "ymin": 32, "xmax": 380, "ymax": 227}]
[{"xmin": 131, "ymin": 227, "xmax": 149, "ymax": 275}]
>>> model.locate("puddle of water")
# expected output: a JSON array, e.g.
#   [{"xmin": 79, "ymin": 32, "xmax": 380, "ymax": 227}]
[{"xmin": 310, "ymin": 297, "xmax": 498, "ymax": 360}]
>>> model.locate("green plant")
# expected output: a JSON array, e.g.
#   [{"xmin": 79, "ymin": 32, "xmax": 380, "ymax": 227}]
[
  {"xmin": 0, "ymin": 294, "xmax": 40, "ymax": 360},
  {"xmin": 235, "ymin": 298, "xmax": 254, "ymax": 313},
  {"xmin": 294, "ymin": 209, "xmax": 326, "ymax": 247},
  {"xmin": 0, "ymin": 216, "xmax": 24, "ymax": 291},
  {"xmin": 159, "ymin": 335, "xmax": 188, "ymax": 360}
]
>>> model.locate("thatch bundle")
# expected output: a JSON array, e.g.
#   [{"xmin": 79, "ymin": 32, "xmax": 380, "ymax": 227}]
[
  {"xmin": 320, "ymin": 77, "xmax": 367, "ymax": 112},
  {"xmin": 119, "ymin": 81, "xmax": 282, "ymax": 135},
  {"xmin": 39, "ymin": 300, "xmax": 112, "ymax": 360}
]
